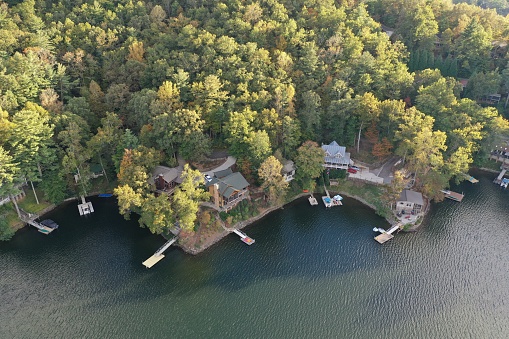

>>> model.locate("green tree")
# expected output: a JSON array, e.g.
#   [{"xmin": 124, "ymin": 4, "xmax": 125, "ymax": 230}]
[
  {"xmin": 8, "ymin": 103, "xmax": 55, "ymax": 204},
  {"xmin": 258, "ymin": 156, "xmax": 289, "ymax": 206},
  {"xmin": 0, "ymin": 145, "xmax": 21, "ymax": 217},
  {"xmin": 295, "ymin": 141, "xmax": 325, "ymax": 191},
  {"xmin": 172, "ymin": 164, "xmax": 209, "ymax": 232},
  {"xmin": 455, "ymin": 18, "xmax": 492, "ymax": 75}
]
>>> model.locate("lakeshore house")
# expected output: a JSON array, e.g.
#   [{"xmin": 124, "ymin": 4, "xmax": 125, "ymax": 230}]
[
  {"xmin": 282, "ymin": 160, "xmax": 296, "ymax": 182},
  {"xmin": 396, "ymin": 189, "xmax": 424, "ymax": 215},
  {"xmin": 0, "ymin": 186, "xmax": 26, "ymax": 207},
  {"xmin": 206, "ymin": 168, "xmax": 250, "ymax": 212},
  {"xmin": 322, "ymin": 141, "xmax": 351, "ymax": 170},
  {"xmin": 73, "ymin": 163, "xmax": 105, "ymax": 183},
  {"xmin": 150, "ymin": 165, "xmax": 183, "ymax": 195}
]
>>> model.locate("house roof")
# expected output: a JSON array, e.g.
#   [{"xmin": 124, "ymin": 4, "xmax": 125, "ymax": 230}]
[
  {"xmin": 398, "ymin": 189, "xmax": 424, "ymax": 205},
  {"xmin": 151, "ymin": 165, "xmax": 182, "ymax": 184},
  {"xmin": 214, "ymin": 168, "xmax": 233, "ymax": 179},
  {"xmin": 282, "ymin": 160, "xmax": 295, "ymax": 174},
  {"xmin": 322, "ymin": 141, "xmax": 344, "ymax": 157},
  {"xmin": 207, "ymin": 172, "xmax": 249, "ymax": 198},
  {"xmin": 322, "ymin": 141, "xmax": 351, "ymax": 164}
]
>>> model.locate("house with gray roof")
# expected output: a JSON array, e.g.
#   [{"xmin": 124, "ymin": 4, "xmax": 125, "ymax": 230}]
[
  {"xmin": 322, "ymin": 141, "xmax": 351, "ymax": 170},
  {"xmin": 150, "ymin": 165, "xmax": 183, "ymax": 195},
  {"xmin": 206, "ymin": 171, "xmax": 249, "ymax": 212},
  {"xmin": 396, "ymin": 189, "xmax": 424, "ymax": 215},
  {"xmin": 282, "ymin": 160, "xmax": 295, "ymax": 182}
]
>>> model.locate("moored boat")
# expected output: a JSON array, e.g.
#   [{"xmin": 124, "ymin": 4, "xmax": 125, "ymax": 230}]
[{"xmin": 40, "ymin": 219, "xmax": 59, "ymax": 230}]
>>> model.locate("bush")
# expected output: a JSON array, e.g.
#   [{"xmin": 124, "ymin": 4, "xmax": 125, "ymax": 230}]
[
  {"xmin": 0, "ymin": 218, "xmax": 15, "ymax": 241},
  {"xmin": 219, "ymin": 211, "xmax": 228, "ymax": 221}
]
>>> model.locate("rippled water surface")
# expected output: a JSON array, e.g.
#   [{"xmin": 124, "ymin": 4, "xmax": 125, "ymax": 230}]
[{"xmin": 2, "ymin": 171, "xmax": 509, "ymax": 338}]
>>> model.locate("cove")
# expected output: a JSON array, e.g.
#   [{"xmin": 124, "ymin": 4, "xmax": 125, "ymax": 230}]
[{"xmin": 1, "ymin": 171, "xmax": 509, "ymax": 338}]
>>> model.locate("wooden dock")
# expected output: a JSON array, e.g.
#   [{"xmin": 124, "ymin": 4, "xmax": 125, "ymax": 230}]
[
  {"xmin": 374, "ymin": 233, "xmax": 394, "ymax": 244},
  {"xmin": 20, "ymin": 211, "xmax": 56, "ymax": 235},
  {"xmin": 464, "ymin": 174, "xmax": 478, "ymax": 183},
  {"xmin": 321, "ymin": 186, "xmax": 342, "ymax": 208},
  {"xmin": 374, "ymin": 224, "xmax": 402, "ymax": 244},
  {"xmin": 233, "ymin": 229, "xmax": 255, "ymax": 245},
  {"xmin": 440, "ymin": 190, "xmax": 464, "ymax": 202},
  {"xmin": 493, "ymin": 168, "xmax": 507, "ymax": 185},
  {"xmin": 143, "ymin": 237, "xmax": 178, "ymax": 268},
  {"xmin": 308, "ymin": 195, "xmax": 318, "ymax": 205}
]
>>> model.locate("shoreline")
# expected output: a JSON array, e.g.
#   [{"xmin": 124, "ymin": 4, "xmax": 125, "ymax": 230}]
[
  {"xmin": 178, "ymin": 190, "xmax": 397, "ymax": 255},
  {"xmin": 16, "ymin": 166, "xmax": 499, "ymax": 251}
]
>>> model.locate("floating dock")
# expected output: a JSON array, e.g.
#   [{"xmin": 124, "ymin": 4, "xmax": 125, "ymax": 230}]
[
  {"xmin": 78, "ymin": 196, "xmax": 94, "ymax": 215},
  {"xmin": 233, "ymin": 229, "xmax": 255, "ymax": 245},
  {"xmin": 322, "ymin": 195, "xmax": 342, "ymax": 207},
  {"xmin": 493, "ymin": 168, "xmax": 507, "ymax": 185},
  {"xmin": 321, "ymin": 186, "xmax": 342, "ymax": 207},
  {"xmin": 143, "ymin": 237, "xmax": 178, "ymax": 268},
  {"xmin": 308, "ymin": 195, "xmax": 318, "ymax": 205},
  {"xmin": 464, "ymin": 174, "xmax": 478, "ymax": 183},
  {"xmin": 440, "ymin": 190, "xmax": 464, "ymax": 202},
  {"xmin": 374, "ymin": 224, "xmax": 402, "ymax": 244},
  {"xmin": 501, "ymin": 178, "xmax": 509, "ymax": 188}
]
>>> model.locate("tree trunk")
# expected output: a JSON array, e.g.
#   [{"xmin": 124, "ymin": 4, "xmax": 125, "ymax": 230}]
[
  {"xmin": 357, "ymin": 121, "xmax": 364, "ymax": 153},
  {"xmin": 10, "ymin": 194, "xmax": 21, "ymax": 218},
  {"xmin": 98, "ymin": 156, "xmax": 109, "ymax": 183},
  {"xmin": 30, "ymin": 180, "xmax": 40, "ymax": 205}
]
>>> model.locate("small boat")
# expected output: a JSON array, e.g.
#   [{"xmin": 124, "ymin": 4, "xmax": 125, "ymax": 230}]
[
  {"xmin": 40, "ymin": 219, "xmax": 59, "ymax": 229},
  {"xmin": 98, "ymin": 193, "xmax": 113, "ymax": 198},
  {"xmin": 373, "ymin": 227, "xmax": 379, "ymax": 232}
]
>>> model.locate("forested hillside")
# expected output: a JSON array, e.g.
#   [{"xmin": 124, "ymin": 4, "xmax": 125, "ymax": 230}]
[{"xmin": 1, "ymin": 0, "xmax": 508, "ymax": 238}]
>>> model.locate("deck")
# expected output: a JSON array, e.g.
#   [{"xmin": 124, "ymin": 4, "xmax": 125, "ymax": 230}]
[
  {"xmin": 233, "ymin": 229, "xmax": 255, "ymax": 245},
  {"xmin": 308, "ymin": 195, "xmax": 318, "ymax": 205},
  {"xmin": 374, "ymin": 233, "xmax": 394, "ymax": 244},
  {"xmin": 142, "ymin": 254, "xmax": 165, "ymax": 268},
  {"xmin": 373, "ymin": 223, "xmax": 402, "ymax": 244},
  {"xmin": 142, "ymin": 237, "xmax": 178, "ymax": 268},
  {"xmin": 441, "ymin": 190, "xmax": 464, "ymax": 202}
]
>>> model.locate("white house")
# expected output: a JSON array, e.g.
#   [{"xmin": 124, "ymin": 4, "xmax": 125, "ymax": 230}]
[
  {"xmin": 396, "ymin": 189, "xmax": 424, "ymax": 215},
  {"xmin": 282, "ymin": 160, "xmax": 296, "ymax": 182},
  {"xmin": 322, "ymin": 141, "xmax": 351, "ymax": 170}
]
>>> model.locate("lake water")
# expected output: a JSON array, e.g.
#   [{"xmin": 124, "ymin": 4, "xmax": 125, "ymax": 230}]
[{"xmin": 1, "ymin": 170, "xmax": 509, "ymax": 338}]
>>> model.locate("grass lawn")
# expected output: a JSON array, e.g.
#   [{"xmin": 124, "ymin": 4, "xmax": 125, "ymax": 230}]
[
  {"xmin": 18, "ymin": 188, "xmax": 52, "ymax": 214},
  {"xmin": 478, "ymin": 159, "xmax": 505, "ymax": 171},
  {"xmin": 329, "ymin": 179, "xmax": 392, "ymax": 218}
]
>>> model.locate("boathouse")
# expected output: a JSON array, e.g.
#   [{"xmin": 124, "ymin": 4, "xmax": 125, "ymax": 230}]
[
  {"xmin": 206, "ymin": 169, "xmax": 249, "ymax": 212},
  {"xmin": 322, "ymin": 141, "xmax": 351, "ymax": 170},
  {"xmin": 396, "ymin": 189, "xmax": 424, "ymax": 215}
]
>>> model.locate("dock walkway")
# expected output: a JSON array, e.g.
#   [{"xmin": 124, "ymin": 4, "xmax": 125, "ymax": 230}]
[
  {"xmin": 142, "ymin": 237, "xmax": 178, "ymax": 268},
  {"xmin": 20, "ymin": 211, "xmax": 55, "ymax": 235}
]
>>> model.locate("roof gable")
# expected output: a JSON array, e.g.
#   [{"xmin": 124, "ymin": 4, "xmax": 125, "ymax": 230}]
[
  {"xmin": 208, "ymin": 172, "xmax": 249, "ymax": 198},
  {"xmin": 399, "ymin": 189, "xmax": 424, "ymax": 205},
  {"xmin": 214, "ymin": 168, "xmax": 233, "ymax": 179},
  {"xmin": 322, "ymin": 141, "xmax": 345, "ymax": 158}
]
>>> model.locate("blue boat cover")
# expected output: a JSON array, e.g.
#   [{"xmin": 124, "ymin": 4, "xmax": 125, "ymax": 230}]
[{"xmin": 98, "ymin": 193, "xmax": 113, "ymax": 197}]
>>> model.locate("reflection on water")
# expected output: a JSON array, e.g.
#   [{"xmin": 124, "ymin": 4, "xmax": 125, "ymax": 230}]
[{"xmin": 1, "ymin": 171, "xmax": 509, "ymax": 338}]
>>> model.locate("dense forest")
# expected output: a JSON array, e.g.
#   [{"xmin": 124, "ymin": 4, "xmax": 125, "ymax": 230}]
[{"xmin": 1, "ymin": 0, "xmax": 509, "ymax": 239}]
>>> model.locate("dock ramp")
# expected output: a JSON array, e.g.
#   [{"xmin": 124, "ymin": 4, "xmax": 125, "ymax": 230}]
[{"xmin": 143, "ymin": 237, "xmax": 177, "ymax": 268}]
